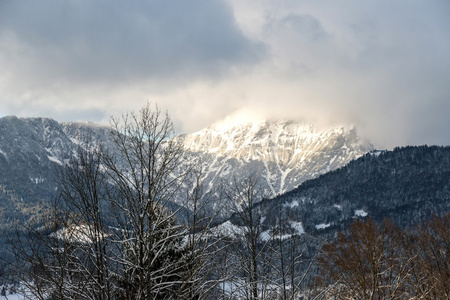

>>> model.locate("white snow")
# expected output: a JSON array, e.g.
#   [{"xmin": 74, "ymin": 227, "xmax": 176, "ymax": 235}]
[
  {"xmin": 315, "ymin": 223, "xmax": 331, "ymax": 230},
  {"xmin": 210, "ymin": 219, "xmax": 305, "ymax": 242},
  {"xmin": 279, "ymin": 167, "xmax": 292, "ymax": 193},
  {"xmin": 290, "ymin": 221, "xmax": 305, "ymax": 235},
  {"xmin": 278, "ymin": 233, "xmax": 295, "ymax": 240},
  {"xmin": 370, "ymin": 150, "xmax": 385, "ymax": 157},
  {"xmin": 260, "ymin": 229, "xmax": 272, "ymax": 241},
  {"xmin": 47, "ymin": 155, "xmax": 63, "ymax": 165},
  {"xmin": 69, "ymin": 137, "xmax": 82, "ymax": 146},
  {"xmin": 1, "ymin": 283, "xmax": 28, "ymax": 300},
  {"xmin": 0, "ymin": 149, "xmax": 7, "ymax": 160},
  {"xmin": 354, "ymin": 209, "xmax": 368, "ymax": 217},
  {"xmin": 174, "ymin": 119, "xmax": 373, "ymax": 215},
  {"xmin": 333, "ymin": 204, "xmax": 342, "ymax": 210},
  {"xmin": 4, "ymin": 293, "xmax": 25, "ymax": 299},
  {"xmin": 210, "ymin": 221, "xmax": 245, "ymax": 239},
  {"xmin": 285, "ymin": 199, "xmax": 299, "ymax": 208},
  {"xmin": 262, "ymin": 158, "xmax": 277, "ymax": 196},
  {"xmin": 50, "ymin": 224, "xmax": 110, "ymax": 244},
  {"xmin": 326, "ymin": 155, "xmax": 337, "ymax": 172},
  {"xmin": 30, "ymin": 176, "xmax": 45, "ymax": 184}
]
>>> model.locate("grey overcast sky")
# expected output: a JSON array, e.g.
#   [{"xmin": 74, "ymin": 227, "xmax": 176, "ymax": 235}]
[{"xmin": 0, "ymin": 0, "xmax": 449, "ymax": 148}]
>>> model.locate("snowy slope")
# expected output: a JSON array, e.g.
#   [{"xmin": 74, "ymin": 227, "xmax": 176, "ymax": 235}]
[
  {"xmin": 175, "ymin": 119, "xmax": 373, "ymax": 198},
  {"xmin": 0, "ymin": 116, "xmax": 373, "ymax": 221},
  {"xmin": 0, "ymin": 116, "xmax": 113, "ymax": 206}
]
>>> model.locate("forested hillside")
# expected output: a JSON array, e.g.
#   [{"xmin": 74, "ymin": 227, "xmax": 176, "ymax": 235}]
[{"xmin": 255, "ymin": 145, "xmax": 450, "ymax": 235}]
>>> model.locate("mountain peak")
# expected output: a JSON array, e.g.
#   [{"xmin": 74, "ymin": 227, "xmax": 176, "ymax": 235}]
[
  {"xmin": 175, "ymin": 118, "xmax": 373, "ymax": 196},
  {"xmin": 180, "ymin": 118, "xmax": 368, "ymax": 159}
]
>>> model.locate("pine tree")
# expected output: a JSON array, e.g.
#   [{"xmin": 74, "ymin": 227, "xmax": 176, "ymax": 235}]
[{"xmin": 116, "ymin": 205, "xmax": 187, "ymax": 299}]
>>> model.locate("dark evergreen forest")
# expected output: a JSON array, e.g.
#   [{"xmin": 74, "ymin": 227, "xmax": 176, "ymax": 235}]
[{"xmin": 255, "ymin": 145, "xmax": 450, "ymax": 234}]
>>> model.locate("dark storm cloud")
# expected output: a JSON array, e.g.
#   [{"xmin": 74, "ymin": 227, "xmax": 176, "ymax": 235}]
[{"xmin": 0, "ymin": 0, "xmax": 264, "ymax": 84}]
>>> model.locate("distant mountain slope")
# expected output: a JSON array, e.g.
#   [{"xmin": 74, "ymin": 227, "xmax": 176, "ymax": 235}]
[
  {"xmin": 253, "ymin": 145, "xmax": 450, "ymax": 236},
  {"xmin": 176, "ymin": 120, "xmax": 373, "ymax": 198},
  {"xmin": 0, "ymin": 117, "xmax": 115, "ymax": 276},
  {"xmin": 0, "ymin": 116, "xmax": 112, "ymax": 211}
]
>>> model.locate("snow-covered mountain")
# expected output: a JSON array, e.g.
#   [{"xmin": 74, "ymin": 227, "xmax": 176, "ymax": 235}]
[
  {"xmin": 175, "ymin": 119, "xmax": 374, "ymax": 198},
  {"xmin": 0, "ymin": 116, "xmax": 113, "ymax": 212},
  {"xmin": 0, "ymin": 115, "xmax": 372, "ymax": 277},
  {"xmin": 0, "ymin": 115, "xmax": 373, "ymax": 225}
]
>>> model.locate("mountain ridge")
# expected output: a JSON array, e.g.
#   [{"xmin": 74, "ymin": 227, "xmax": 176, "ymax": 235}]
[
  {"xmin": 176, "ymin": 119, "xmax": 373, "ymax": 197},
  {"xmin": 0, "ymin": 115, "xmax": 374, "ymax": 222}
]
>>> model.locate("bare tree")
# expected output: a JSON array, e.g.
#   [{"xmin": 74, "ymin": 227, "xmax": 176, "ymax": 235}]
[
  {"xmin": 58, "ymin": 146, "xmax": 114, "ymax": 300},
  {"xmin": 222, "ymin": 173, "xmax": 273, "ymax": 300},
  {"xmin": 12, "ymin": 104, "xmax": 220, "ymax": 300},
  {"xmin": 317, "ymin": 218, "xmax": 417, "ymax": 300},
  {"xmin": 412, "ymin": 213, "xmax": 450, "ymax": 299},
  {"xmin": 269, "ymin": 208, "xmax": 318, "ymax": 300},
  {"xmin": 217, "ymin": 172, "xmax": 321, "ymax": 300},
  {"xmin": 176, "ymin": 166, "xmax": 225, "ymax": 299},
  {"xmin": 11, "ymin": 146, "xmax": 113, "ymax": 300},
  {"xmin": 11, "ymin": 209, "xmax": 71, "ymax": 300}
]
